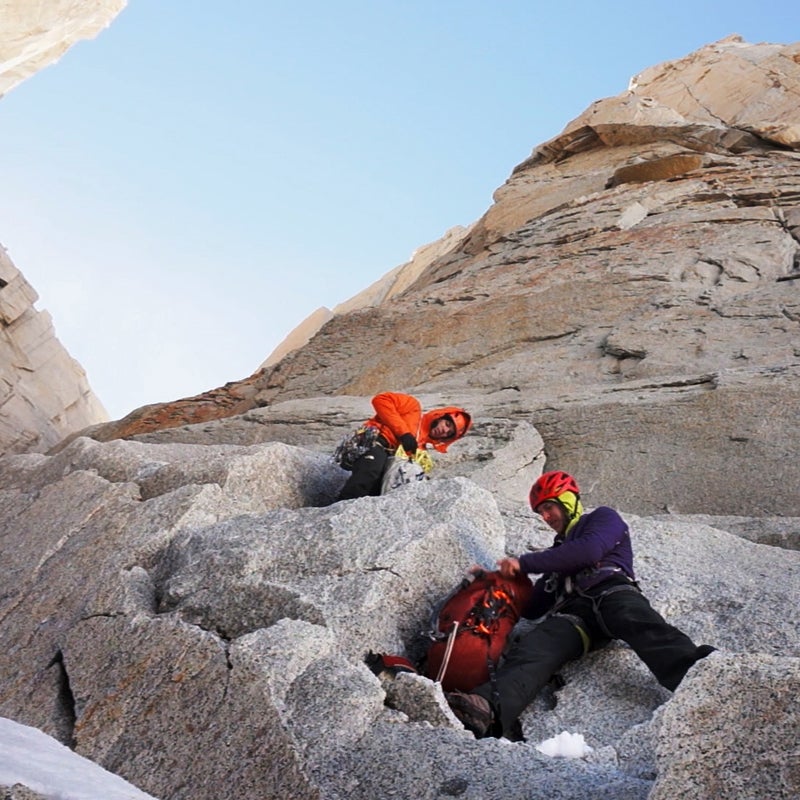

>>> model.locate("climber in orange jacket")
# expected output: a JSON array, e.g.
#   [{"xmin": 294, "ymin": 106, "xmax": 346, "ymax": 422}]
[{"xmin": 337, "ymin": 392, "xmax": 472, "ymax": 500}]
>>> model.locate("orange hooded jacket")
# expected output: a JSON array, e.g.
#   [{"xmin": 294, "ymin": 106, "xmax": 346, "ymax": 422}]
[{"xmin": 364, "ymin": 392, "xmax": 472, "ymax": 454}]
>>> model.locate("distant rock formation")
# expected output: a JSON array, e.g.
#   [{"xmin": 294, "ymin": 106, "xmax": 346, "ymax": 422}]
[
  {"xmin": 0, "ymin": 245, "xmax": 107, "ymax": 455},
  {"xmin": 97, "ymin": 224, "xmax": 472, "ymax": 441},
  {"xmin": 259, "ymin": 225, "xmax": 472, "ymax": 368},
  {"xmin": 0, "ymin": 0, "xmax": 126, "ymax": 96},
  {"xmin": 331, "ymin": 224, "xmax": 472, "ymax": 315},
  {"xmin": 88, "ymin": 36, "xmax": 800, "ymax": 519},
  {"xmin": 260, "ymin": 306, "xmax": 334, "ymax": 369}
]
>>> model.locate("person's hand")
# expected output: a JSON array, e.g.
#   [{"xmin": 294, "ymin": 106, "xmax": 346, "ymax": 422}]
[
  {"xmin": 497, "ymin": 557, "xmax": 521, "ymax": 578},
  {"xmin": 399, "ymin": 433, "xmax": 418, "ymax": 455},
  {"xmin": 464, "ymin": 564, "xmax": 488, "ymax": 583}
]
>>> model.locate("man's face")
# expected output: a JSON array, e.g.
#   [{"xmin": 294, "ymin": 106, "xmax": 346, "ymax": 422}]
[
  {"xmin": 536, "ymin": 500, "xmax": 567, "ymax": 535},
  {"xmin": 430, "ymin": 417, "xmax": 456, "ymax": 440}
]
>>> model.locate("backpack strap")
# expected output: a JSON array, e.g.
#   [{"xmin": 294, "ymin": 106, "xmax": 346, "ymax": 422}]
[{"xmin": 365, "ymin": 651, "xmax": 419, "ymax": 677}]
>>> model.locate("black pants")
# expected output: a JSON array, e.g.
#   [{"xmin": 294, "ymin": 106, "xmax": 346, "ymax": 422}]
[
  {"xmin": 337, "ymin": 443, "xmax": 389, "ymax": 500},
  {"xmin": 474, "ymin": 579, "xmax": 709, "ymax": 738}
]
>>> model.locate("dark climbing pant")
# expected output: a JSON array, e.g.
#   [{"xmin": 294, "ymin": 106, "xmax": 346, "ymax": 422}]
[
  {"xmin": 473, "ymin": 578, "xmax": 711, "ymax": 738},
  {"xmin": 473, "ymin": 614, "xmax": 585, "ymax": 738},
  {"xmin": 337, "ymin": 443, "xmax": 389, "ymax": 500}
]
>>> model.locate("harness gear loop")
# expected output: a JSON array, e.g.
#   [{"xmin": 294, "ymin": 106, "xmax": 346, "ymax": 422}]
[
  {"xmin": 551, "ymin": 612, "xmax": 592, "ymax": 655},
  {"xmin": 333, "ymin": 426, "xmax": 381, "ymax": 470}
]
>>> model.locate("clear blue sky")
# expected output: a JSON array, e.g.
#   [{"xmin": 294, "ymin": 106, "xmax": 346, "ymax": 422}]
[{"xmin": 0, "ymin": 2, "xmax": 796, "ymax": 420}]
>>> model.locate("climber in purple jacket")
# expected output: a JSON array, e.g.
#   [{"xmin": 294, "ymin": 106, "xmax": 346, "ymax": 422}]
[{"xmin": 446, "ymin": 470, "xmax": 716, "ymax": 740}]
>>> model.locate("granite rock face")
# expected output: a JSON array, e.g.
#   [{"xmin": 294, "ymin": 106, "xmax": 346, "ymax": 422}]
[
  {"xmin": 0, "ymin": 0, "xmax": 126, "ymax": 96},
  {"xmin": 649, "ymin": 653, "xmax": 800, "ymax": 800},
  {"xmin": 4, "ymin": 31, "xmax": 800, "ymax": 800},
  {"xmin": 0, "ymin": 246, "xmax": 108, "ymax": 456},
  {"xmin": 84, "ymin": 37, "xmax": 800, "ymax": 520},
  {"xmin": 0, "ymin": 437, "xmax": 797, "ymax": 799}
]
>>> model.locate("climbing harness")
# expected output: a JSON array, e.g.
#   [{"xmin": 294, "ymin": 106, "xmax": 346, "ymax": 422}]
[
  {"xmin": 551, "ymin": 612, "xmax": 592, "ymax": 655},
  {"xmin": 547, "ymin": 566, "xmax": 641, "ymax": 643},
  {"xmin": 579, "ymin": 580, "xmax": 642, "ymax": 639}
]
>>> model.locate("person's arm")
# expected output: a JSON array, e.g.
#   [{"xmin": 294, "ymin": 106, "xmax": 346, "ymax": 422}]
[
  {"xmin": 518, "ymin": 507, "xmax": 627, "ymax": 575},
  {"xmin": 371, "ymin": 393, "xmax": 422, "ymax": 443}
]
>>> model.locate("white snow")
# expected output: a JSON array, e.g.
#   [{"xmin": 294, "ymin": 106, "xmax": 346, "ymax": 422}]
[
  {"xmin": 0, "ymin": 717, "xmax": 159, "ymax": 800},
  {"xmin": 536, "ymin": 730, "xmax": 594, "ymax": 758}
]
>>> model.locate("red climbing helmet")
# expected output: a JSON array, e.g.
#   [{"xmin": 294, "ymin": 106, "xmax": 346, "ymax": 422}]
[{"xmin": 528, "ymin": 470, "xmax": 580, "ymax": 511}]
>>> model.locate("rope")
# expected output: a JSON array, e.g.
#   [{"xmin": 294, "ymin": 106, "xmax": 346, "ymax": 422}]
[{"xmin": 435, "ymin": 621, "xmax": 460, "ymax": 683}]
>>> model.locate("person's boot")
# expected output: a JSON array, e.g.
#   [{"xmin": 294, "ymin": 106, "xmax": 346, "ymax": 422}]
[
  {"xmin": 446, "ymin": 691, "xmax": 494, "ymax": 738},
  {"xmin": 696, "ymin": 644, "xmax": 717, "ymax": 659},
  {"xmin": 668, "ymin": 644, "xmax": 719, "ymax": 691}
]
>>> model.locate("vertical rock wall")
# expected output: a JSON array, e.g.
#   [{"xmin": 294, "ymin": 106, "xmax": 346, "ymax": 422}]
[
  {"xmin": 0, "ymin": 245, "xmax": 107, "ymax": 455},
  {"xmin": 0, "ymin": 0, "xmax": 126, "ymax": 453}
]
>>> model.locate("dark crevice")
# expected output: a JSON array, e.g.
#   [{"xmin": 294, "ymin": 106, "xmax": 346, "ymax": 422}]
[
  {"xmin": 364, "ymin": 565, "xmax": 402, "ymax": 578},
  {"xmin": 214, "ymin": 626, "xmax": 233, "ymax": 646},
  {"xmin": 215, "ymin": 634, "xmax": 234, "ymax": 703},
  {"xmin": 773, "ymin": 210, "xmax": 800, "ymax": 283},
  {"xmin": 47, "ymin": 650, "xmax": 77, "ymax": 749},
  {"xmin": 432, "ymin": 269, "xmax": 463, "ymax": 284}
]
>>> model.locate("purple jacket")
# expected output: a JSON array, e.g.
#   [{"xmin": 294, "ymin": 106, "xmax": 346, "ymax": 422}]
[{"xmin": 519, "ymin": 506, "xmax": 635, "ymax": 620}]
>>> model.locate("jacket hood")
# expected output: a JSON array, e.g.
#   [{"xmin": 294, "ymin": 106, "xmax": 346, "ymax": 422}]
[
  {"xmin": 422, "ymin": 407, "xmax": 472, "ymax": 452},
  {"xmin": 557, "ymin": 491, "xmax": 584, "ymax": 537}
]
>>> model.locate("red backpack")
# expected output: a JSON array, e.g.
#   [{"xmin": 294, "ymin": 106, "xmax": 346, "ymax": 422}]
[{"xmin": 423, "ymin": 569, "xmax": 534, "ymax": 692}]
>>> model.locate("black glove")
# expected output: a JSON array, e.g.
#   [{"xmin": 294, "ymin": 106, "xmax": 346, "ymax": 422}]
[{"xmin": 399, "ymin": 433, "xmax": 418, "ymax": 454}]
